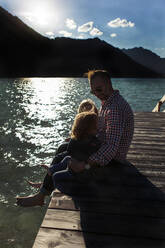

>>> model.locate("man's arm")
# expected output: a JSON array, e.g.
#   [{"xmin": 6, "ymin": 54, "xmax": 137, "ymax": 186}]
[{"xmin": 88, "ymin": 108, "xmax": 124, "ymax": 166}]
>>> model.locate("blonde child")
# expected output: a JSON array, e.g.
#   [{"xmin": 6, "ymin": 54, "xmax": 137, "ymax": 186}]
[
  {"xmin": 40, "ymin": 111, "xmax": 100, "ymax": 191},
  {"xmin": 27, "ymin": 98, "xmax": 98, "ymax": 188},
  {"xmin": 17, "ymin": 100, "xmax": 100, "ymax": 206}
]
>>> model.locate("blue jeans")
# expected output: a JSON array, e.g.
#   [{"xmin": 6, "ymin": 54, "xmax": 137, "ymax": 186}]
[
  {"xmin": 40, "ymin": 156, "xmax": 76, "ymax": 196},
  {"xmin": 50, "ymin": 156, "xmax": 74, "ymax": 188}
]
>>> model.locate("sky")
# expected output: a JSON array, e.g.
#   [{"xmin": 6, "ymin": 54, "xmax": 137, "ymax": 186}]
[{"xmin": 0, "ymin": 0, "xmax": 165, "ymax": 58}]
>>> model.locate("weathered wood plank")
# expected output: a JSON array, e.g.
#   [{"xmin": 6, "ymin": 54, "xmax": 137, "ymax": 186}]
[
  {"xmin": 128, "ymin": 154, "xmax": 165, "ymax": 161},
  {"xmin": 131, "ymin": 138, "xmax": 165, "ymax": 143},
  {"xmin": 49, "ymin": 196, "xmax": 165, "ymax": 218},
  {"xmin": 132, "ymin": 134, "xmax": 165, "ymax": 139},
  {"xmin": 49, "ymin": 182, "xmax": 165, "ymax": 201},
  {"xmin": 131, "ymin": 142, "xmax": 165, "ymax": 147},
  {"xmin": 129, "ymin": 160, "xmax": 165, "ymax": 168},
  {"xmin": 41, "ymin": 208, "xmax": 165, "ymax": 239},
  {"xmin": 134, "ymin": 112, "xmax": 165, "ymax": 116},
  {"xmin": 131, "ymin": 143, "xmax": 165, "ymax": 148},
  {"xmin": 128, "ymin": 149, "xmax": 165, "ymax": 156},
  {"xmin": 32, "ymin": 228, "xmax": 165, "ymax": 248}
]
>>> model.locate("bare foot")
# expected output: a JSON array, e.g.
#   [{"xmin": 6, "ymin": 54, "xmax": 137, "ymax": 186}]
[
  {"xmin": 16, "ymin": 192, "xmax": 45, "ymax": 207},
  {"xmin": 26, "ymin": 180, "xmax": 42, "ymax": 188}
]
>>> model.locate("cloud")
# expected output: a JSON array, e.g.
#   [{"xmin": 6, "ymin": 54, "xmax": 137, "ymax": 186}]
[
  {"xmin": 110, "ymin": 33, "xmax": 117, "ymax": 37},
  {"xmin": 22, "ymin": 12, "xmax": 34, "ymax": 22},
  {"xmin": 78, "ymin": 22, "xmax": 93, "ymax": 32},
  {"xmin": 77, "ymin": 34, "xmax": 85, "ymax": 39},
  {"xmin": 90, "ymin": 28, "xmax": 103, "ymax": 36},
  {"xmin": 45, "ymin": 32, "xmax": 54, "ymax": 36},
  {"xmin": 25, "ymin": 15, "xmax": 34, "ymax": 22},
  {"xmin": 45, "ymin": 32, "xmax": 54, "ymax": 39},
  {"xmin": 22, "ymin": 12, "xmax": 48, "ymax": 25},
  {"xmin": 155, "ymin": 48, "xmax": 165, "ymax": 50},
  {"xmin": 65, "ymin": 18, "xmax": 77, "ymax": 30},
  {"xmin": 108, "ymin": 18, "xmax": 135, "ymax": 28},
  {"xmin": 59, "ymin": 30, "xmax": 72, "ymax": 37}
]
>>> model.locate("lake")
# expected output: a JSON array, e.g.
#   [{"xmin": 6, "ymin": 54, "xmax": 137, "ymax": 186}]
[{"xmin": 0, "ymin": 77, "xmax": 165, "ymax": 248}]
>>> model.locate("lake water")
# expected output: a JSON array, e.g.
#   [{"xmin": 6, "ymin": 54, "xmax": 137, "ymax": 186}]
[{"xmin": 0, "ymin": 77, "xmax": 165, "ymax": 248}]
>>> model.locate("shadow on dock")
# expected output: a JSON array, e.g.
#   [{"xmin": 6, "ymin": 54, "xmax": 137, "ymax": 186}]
[{"xmin": 67, "ymin": 162, "xmax": 165, "ymax": 247}]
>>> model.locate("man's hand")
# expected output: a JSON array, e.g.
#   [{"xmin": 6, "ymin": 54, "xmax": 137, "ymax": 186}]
[
  {"xmin": 87, "ymin": 159, "xmax": 99, "ymax": 167},
  {"xmin": 68, "ymin": 158, "xmax": 86, "ymax": 173}
]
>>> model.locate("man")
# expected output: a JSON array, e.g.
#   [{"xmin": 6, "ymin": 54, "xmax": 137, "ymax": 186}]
[
  {"xmin": 70, "ymin": 69, "xmax": 134, "ymax": 171},
  {"xmin": 16, "ymin": 70, "xmax": 134, "ymax": 207}
]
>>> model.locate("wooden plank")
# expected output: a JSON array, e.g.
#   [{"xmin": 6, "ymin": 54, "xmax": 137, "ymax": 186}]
[
  {"xmin": 131, "ymin": 137, "xmax": 165, "ymax": 143},
  {"xmin": 131, "ymin": 142, "xmax": 165, "ymax": 147},
  {"xmin": 49, "ymin": 196, "xmax": 165, "ymax": 218},
  {"xmin": 129, "ymin": 149, "xmax": 165, "ymax": 156},
  {"xmin": 138, "ymin": 170, "xmax": 165, "ymax": 178},
  {"xmin": 49, "ymin": 182, "xmax": 165, "ymax": 201},
  {"xmin": 128, "ymin": 154, "xmax": 165, "ymax": 161},
  {"xmin": 130, "ymin": 144, "xmax": 165, "ymax": 150},
  {"xmin": 132, "ymin": 134, "xmax": 165, "ymax": 139},
  {"xmin": 129, "ymin": 160, "xmax": 165, "ymax": 168},
  {"xmin": 32, "ymin": 228, "xmax": 165, "ymax": 248},
  {"xmin": 41, "ymin": 208, "xmax": 165, "ymax": 239},
  {"xmin": 134, "ymin": 125, "xmax": 165, "ymax": 128},
  {"xmin": 134, "ymin": 112, "xmax": 165, "ymax": 116}
]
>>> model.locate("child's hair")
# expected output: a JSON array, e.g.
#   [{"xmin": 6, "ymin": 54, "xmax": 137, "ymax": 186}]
[
  {"xmin": 71, "ymin": 111, "xmax": 98, "ymax": 140},
  {"xmin": 77, "ymin": 99, "xmax": 98, "ymax": 115}
]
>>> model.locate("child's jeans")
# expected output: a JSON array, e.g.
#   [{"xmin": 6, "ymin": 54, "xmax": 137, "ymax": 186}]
[
  {"xmin": 51, "ymin": 156, "xmax": 74, "ymax": 188},
  {"xmin": 40, "ymin": 156, "xmax": 75, "ymax": 195}
]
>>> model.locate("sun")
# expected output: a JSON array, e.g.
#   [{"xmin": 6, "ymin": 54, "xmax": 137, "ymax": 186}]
[
  {"xmin": 32, "ymin": 6, "xmax": 50, "ymax": 26},
  {"xmin": 24, "ymin": 3, "xmax": 59, "ymax": 27}
]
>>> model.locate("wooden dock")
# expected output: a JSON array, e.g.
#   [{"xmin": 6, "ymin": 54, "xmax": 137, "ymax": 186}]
[{"xmin": 33, "ymin": 112, "xmax": 165, "ymax": 248}]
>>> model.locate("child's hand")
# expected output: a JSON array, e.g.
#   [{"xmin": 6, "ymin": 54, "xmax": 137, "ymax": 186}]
[
  {"xmin": 69, "ymin": 158, "xmax": 86, "ymax": 173},
  {"xmin": 40, "ymin": 164, "xmax": 51, "ymax": 176}
]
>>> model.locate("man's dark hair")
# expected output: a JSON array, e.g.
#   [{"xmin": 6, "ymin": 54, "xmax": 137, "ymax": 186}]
[{"xmin": 87, "ymin": 70, "xmax": 111, "ymax": 82}]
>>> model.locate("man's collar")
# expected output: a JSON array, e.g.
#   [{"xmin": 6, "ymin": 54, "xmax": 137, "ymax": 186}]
[{"xmin": 101, "ymin": 90, "xmax": 119, "ymax": 106}]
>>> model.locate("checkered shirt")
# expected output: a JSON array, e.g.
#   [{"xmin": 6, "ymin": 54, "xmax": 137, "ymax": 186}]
[{"xmin": 89, "ymin": 90, "xmax": 134, "ymax": 166}]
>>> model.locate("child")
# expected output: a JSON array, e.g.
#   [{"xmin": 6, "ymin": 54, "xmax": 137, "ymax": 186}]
[
  {"xmin": 53, "ymin": 98, "xmax": 98, "ymax": 155},
  {"xmin": 16, "ymin": 100, "xmax": 100, "ymax": 206},
  {"xmin": 17, "ymin": 110, "xmax": 100, "ymax": 207},
  {"xmin": 39, "ymin": 111, "xmax": 100, "ymax": 190},
  {"xmin": 77, "ymin": 98, "xmax": 98, "ymax": 115},
  {"xmin": 27, "ymin": 99, "xmax": 98, "ymax": 188}
]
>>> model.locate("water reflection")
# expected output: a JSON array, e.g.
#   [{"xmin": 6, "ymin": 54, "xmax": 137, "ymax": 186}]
[{"xmin": 0, "ymin": 77, "xmax": 93, "ymax": 248}]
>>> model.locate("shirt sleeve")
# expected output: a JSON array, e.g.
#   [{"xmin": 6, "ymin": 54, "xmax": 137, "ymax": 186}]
[{"xmin": 88, "ymin": 108, "xmax": 124, "ymax": 166}]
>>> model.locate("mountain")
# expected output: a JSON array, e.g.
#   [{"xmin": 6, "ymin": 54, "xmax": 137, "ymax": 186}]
[
  {"xmin": 0, "ymin": 6, "xmax": 162, "ymax": 77},
  {"xmin": 122, "ymin": 47, "xmax": 165, "ymax": 76}
]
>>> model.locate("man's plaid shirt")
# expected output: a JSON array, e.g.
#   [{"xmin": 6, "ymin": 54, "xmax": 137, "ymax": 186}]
[{"xmin": 89, "ymin": 90, "xmax": 134, "ymax": 166}]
